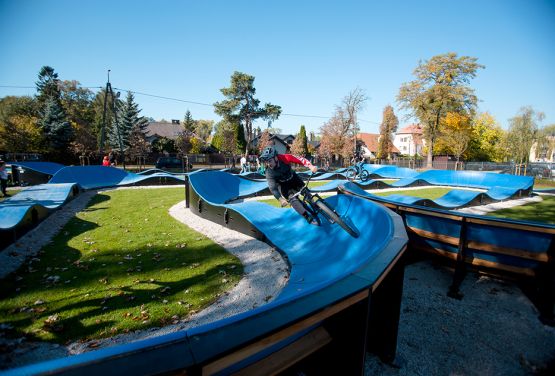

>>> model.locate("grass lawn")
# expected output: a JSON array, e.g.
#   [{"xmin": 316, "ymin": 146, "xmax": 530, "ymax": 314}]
[
  {"xmin": 0, "ymin": 188, "xmax": 243, "ymax": 343},
  {"xmin": 485, "ymin": 195, "xmax": 555, "ymax": 225},
  {"xmin": 0, "ymin": 188, "xmax": 22, "ymax": 201},
  {"xmin": 373, "ymin": 187, "xmax": 454, "ymax": 200},
  {"xmin": 534, "ymin": 178, "xmax": 555, "ymax": 189}
]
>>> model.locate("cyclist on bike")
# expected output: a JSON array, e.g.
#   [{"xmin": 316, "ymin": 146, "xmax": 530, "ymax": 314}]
[{"xmin": 259, "ymin": 146, "xmax": 319, "ymax": 225}]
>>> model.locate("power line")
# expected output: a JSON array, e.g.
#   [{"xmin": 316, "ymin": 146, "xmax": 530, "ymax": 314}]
[{"xmin": 2, "ymin": 84, "xmax": 382, "ymax": 125}]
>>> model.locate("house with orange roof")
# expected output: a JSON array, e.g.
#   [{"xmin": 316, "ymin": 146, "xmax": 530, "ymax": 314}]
[
  {"xmin": 393, "ymin": 124, "xmax": 424, "ymax": 156},
  {"xmin": 357, "ymin": 133, "xmax": 400, "ymax": 160}
]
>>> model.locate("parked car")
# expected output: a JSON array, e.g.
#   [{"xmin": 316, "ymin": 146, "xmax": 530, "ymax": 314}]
[{"xmin": 155, "ymin": 157, "xmax": 192, "ymax": 170}]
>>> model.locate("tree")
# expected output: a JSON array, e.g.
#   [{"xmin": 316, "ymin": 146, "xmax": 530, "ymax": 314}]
[
  {"xmin": 397, "ymin": 53, "xmax": 484, "ymax": 168},
  {"xmin": 39, "ymin": 96, "xmax": 73, "ymax": 155},
  {"xmin": 0, "ymin": 96, "xmax": 42, "ymax": 152},
  {"xmin": 175, "ymin": 130, "xmax": 193, "ymax": 156},
  {"xmin": 466, "ymin": 112, "xmax": 505, "ymax": 162},
  {"xmin": 183, "ymin": 110, "xmax": 195, "ymax": 133},
  {"xmin": 291, "ymin": 125, "xmax": 309, "ymax": 156},
  {"xmin": 377, "ymin": 105, "xmax": 399, "ymax": 159},
  {"xmin": 152, "ymin": 137, "xmax": 176, "ymax": 154},
  {"xmin": 59, "ymin": 80, "xmax": 95, "ymax": 127},
  {"xmin": 212, "ymin": 119, "xmax": 240, "ymax": 167},
  {"xmin": 257, "ymin": 129, "xmax": 273, "ymax": 152},
  {"xmin": 194, "ymin": 119, "xmax": 214, "ymax": 142},
  {"xmin": 36, "ymin": 66, "xmax": 61, "ymax": 109},
  {"xmin": 127, "ymin": 124, "xmax": 151, "ymax": 159},
  {"xmin": 342, "ymin": 87, "xmax": 368, "ymax": 154},
  {"xmin": 436, "ymin": 112, "xmax": 472, "ymax": 169},
  {"xmin": 535, "ymin": 124, "xmax": 555, "ymax": 161},
  {"xmin": 117, "ymin": 91, "xmax": 149, "ymax": 148},
  {"xmin": 214, "ymin": 71, "xmax": 282, "ymax": 153},
  {"xmin": 506, "ymin": 106, "xmax": 543, "ymax": 166}
]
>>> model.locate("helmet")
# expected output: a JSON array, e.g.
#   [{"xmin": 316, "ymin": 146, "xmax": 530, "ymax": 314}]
[{"xmin": 259, "ymin": 146, "xmax": 277, "ymax": 161}]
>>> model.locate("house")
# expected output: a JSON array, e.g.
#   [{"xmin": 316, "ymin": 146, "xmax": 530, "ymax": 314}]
[
  {"xmin": 393, "ymin": 124, "xmax": 424, "ymax": 156},
  {"xmin": 145, "ymin": 120, "xmax": 183, "ymax": 143},
  {"xmin": 251, "ymin": 133, "xmax": 295, "ymax": 154},
  {"xmin": 357, "ymin": 133, "xmax": 400, "ymax": 160}
]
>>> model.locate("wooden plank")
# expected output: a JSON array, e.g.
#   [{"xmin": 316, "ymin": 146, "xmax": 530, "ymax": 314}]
[
  {"xmin": 466, "ymin": 217, "xmax": 555, "ymax": 234},
  {"xmin": 414, "ymin": 244, "xmax": 536, "ymax": 277},
  {"xmin": 401, "ymin": 206, "xmax": 463, "ymax": 221},
  {"xmin": 408, "ymin": 227, "xmax": 460, "ymax": 246},
  {"xmin": 201, "ymin": 290, "xmax": 368, "ymax": 375},
  {"xmin": 467, "ymin": 240, "xmax": 549, "ymax": 262},
  {"xmin": 232, "ymin": 326, "xmax": 332, "ymax": 376}
]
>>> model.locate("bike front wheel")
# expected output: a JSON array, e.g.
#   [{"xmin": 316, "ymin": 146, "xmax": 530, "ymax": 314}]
[
  {"xmin": 314, "ymin": 200, "xmax": 358, "ymax": 238},
  {"xmin": 360, "ymin": 170, "xmax": 370, "ymax": 182},
  {"xmin": 345, "ymin": 167, "xmax": 357, "ymax": 181}
]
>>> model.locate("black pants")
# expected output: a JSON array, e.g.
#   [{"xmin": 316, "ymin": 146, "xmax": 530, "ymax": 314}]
[
  {"xmin": 1, "ymin": 178, "xmax": 7, "ymax": 196},
  {"xmin": 279, "ymin": 174, "xmax": 307, "ymax": 216}
]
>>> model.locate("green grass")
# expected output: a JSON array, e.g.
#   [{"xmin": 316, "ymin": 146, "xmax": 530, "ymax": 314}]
[
  {"xmin": 0, "ymin": 188, "xmax": 243, "ymax": 343},
  {"xmin": 0, "ymin": 188, "xmax": 22, "ymax": 201},
  {"xmin": 485, "ymin": 195, "xmax": 555, "ymax": 225},
  {"xmin": 374, "ymin": 187, "xmax": 454, "ymax": 200},
  {"xmin": 534, "ymin": 178, "xmax": 555, "ymax": 189}
]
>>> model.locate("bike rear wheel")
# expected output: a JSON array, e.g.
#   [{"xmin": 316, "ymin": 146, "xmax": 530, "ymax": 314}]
[{"xmin": 314, "ymin": 200, "xmax": 358, "ymax": 238}]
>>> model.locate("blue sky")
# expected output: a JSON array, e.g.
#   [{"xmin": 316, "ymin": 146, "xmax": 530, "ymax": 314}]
[{"xmin": 1, "ymin": 0, "xmax": 554, "ymax": 136}]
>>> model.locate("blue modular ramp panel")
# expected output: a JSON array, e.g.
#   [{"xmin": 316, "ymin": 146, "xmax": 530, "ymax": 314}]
[
  {"xmin": 188, "ymin": 171, "xmax": 401, "ymax": 299},
  {"xmin": 9, "ymin": 161, "xmax": 65, "ymax": 176},
  {"xmin": 49, "ymin": 166, "xmax": 185, "ymax": 189},
  {"xmin": 0, "ymin": 183, "xmax": 79, "ymax": 230}
]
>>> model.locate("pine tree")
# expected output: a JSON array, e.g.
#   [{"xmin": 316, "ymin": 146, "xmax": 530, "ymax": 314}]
[
  {"xmin": 40, "ymin": 96, "xmax": 73, "ymax": 152},
  {"xmin": 36, "ymin": 66, "xmax": 61, "ymax": 109},
  {"xmin": 183, "ymin": 110, "xmax": 195, "ymax": 133},
  {"xmin": 117, "ymin": 91, "xmax": 149, "ymax": 148}
]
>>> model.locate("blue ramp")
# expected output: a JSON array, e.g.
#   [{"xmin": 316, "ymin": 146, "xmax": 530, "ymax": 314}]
[
  {"xmin": 189, "ymin": 170, "xmax": 269, "ymax": 203},
  {"xmin": 0, "ymin": 183, "xmax": 78, "ymax": 230},
  {"xmin": 9, "ymin": 161, "xmax": 65, "ymax": 176},
  {"xmin": 49, "ymin": 166, "xmax": 185, "ymax": 189},
  {"xmin": 188, "ymin": 171, "xmax": 399, "ymax": 299}
]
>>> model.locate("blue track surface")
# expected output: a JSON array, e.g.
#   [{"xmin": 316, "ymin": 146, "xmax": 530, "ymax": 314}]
[
  {"xmin": 49, "ymin": 166, "xmax": 185, "ymax": 189},
  {"xmin": 0, "ymin": 183, "xmax": 78, "ymax": 230},
  {"xmin": 339, "ymin": 181, "xmax": 527, "ymax": 210},
  {"xmin": 189, "ymin": 170, "xmax": 269, "ymax": 203},
  {"xmin": 188, "ymin": 170, "xmax": 395, "ymax": 299},
  {"xmin": 9, "ymin": 161, "xmax": 65, "ymax": 176}
]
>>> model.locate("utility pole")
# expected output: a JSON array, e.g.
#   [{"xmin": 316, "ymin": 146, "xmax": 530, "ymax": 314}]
[{"xmin": 100, "ymin": 70, "xmax": 126, "ymax": 169}]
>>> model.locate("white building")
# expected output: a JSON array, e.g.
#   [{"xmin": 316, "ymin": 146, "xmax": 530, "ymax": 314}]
[{"xmin": 393, "ymin": 124, "xmax": 424, "ymax": 156}]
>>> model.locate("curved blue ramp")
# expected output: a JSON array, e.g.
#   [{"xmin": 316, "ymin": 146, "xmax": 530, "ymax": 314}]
[
  {"xmin": 9, "ymin": 161, "xmax": 65, "ymax": 176},
  {"xmin": 0, "ymin": 183, "xmax": 78, "ymax": 230},
  {"xmin": 338, "ymin": 182, "xmax": 486, "ymax": 210},
  {"xmin": 189, "ymin": 170, "xmax": 269, "ymax": 203},
  {"xmin": 188, "ymin": 171, "xmax": 401, "ymax": 299},
  {"xmin": 49, "ymin": 166, "xmax": 185, "ymax": 189}
]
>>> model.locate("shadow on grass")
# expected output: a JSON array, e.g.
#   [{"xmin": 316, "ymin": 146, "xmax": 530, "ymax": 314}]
[{"xmin": 0, "ymin": 239, "xmax": 242, "ymax": 343}]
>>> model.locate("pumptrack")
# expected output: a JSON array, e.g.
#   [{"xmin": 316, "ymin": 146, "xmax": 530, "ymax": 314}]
[{"xmin": 3, "ymin": 170, "xmax": 408, "ymax": 375}]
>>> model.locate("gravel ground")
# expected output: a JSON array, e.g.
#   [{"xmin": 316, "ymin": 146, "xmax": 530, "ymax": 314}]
[
  {"xmin": 364, "ymin": 258, "xmax": 555, "ymax": 375},
  {"xmin": 1, "ymin": 187, "xmax": 554, "ymax": 374}
]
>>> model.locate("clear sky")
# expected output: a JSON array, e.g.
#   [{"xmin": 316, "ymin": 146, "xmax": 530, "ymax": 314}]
[{"xmin": 1, "ymin": 0, "xmax": 554, "ymax": 136}]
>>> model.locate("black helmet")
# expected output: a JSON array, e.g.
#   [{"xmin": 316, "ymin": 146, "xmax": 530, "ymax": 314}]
[{"xmin": 259, "ymin": 146, "xmax": 277, "ymax": 161}]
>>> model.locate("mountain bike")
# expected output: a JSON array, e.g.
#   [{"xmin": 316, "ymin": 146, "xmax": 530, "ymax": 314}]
[
  {"xmin": 345, "ymin": 162, "xmax": 370, "ymax": 182},
  {"xmin": 288, "ymin": 174, "xmax": 359, "ymax": 238}
]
